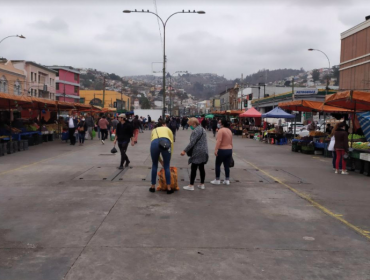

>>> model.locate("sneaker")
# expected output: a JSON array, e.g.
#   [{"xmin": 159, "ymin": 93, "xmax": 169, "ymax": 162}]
[
  {"xmin": 183, "ymin": 185, "xmax": 194, "ymax": 191},
  {"xmin": 341, "ymin": 170, "xmax": 349, "ymax": 175},
  {"xmin": 197, "ymin": 184, "xmax": 205, "ymax": 190},
  {"xmin": 335, "ymin": 170, "xmax": 339, "ymax": 174},
  {"xmin": 210, "ymin": 179, "xmax": 221, "ymax": 185},
  {"xmin": 101, "ymin": 140, "xmax": 105, "ymax": 144},
  {"xmin": 222, "ymin": 180, "xmax": 230, "ymax": 185}
]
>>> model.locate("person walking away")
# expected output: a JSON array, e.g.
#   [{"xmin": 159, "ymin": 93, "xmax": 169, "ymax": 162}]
[
  {"xmin": 211, "ymin": 117, "xmax": 218, "ymax": 137},
  {"xmin": 114, "ymin": 114, "xmax": 134, "ymax": 169},
  {"xmin": 139, "ymin": 117, "xmax": 144, "ymax": 133},
  {"xmin": 211, "ymin": 119, "xmax": 233, "ymax": 185},
  {"xmin": 132, "ymin": 115, "xmax": 141, "ymax": 144},
  {"xmin": 85, "ymin": 114, "xmax": 95, "ymax": 140},
  {"xmin": 67, "ymin": 114, "xmax": 78, "ymax": 145},
  {"xmin": 181, "ymin": 117, "xmax": 187, "ymax": 130},
  {"xmin": 181, "ymin": 118, "xmax": 208, "ymax": 191},
  {"xmin": 169, "ymin": 117, "xmax": 178, "ymax": 142},
  {"xmin": 328, "ymin": 123, "xmax": 342, "ymax": 171},
  {"xmin": 334, "ymin": 122, "xmax": 349, "ymax": 175},
  {"xmin": 176, "ymin": 117, "xmax": 181, "ymax": 131},
  {"xmin": 112, "ymin": 116, "xmax": 119, "ymax": 134},
  {"xmin": 148, "ymin": 115, "xmax": 152, "ymax": 130},
  {"xmin": 150, "ymin": 121, "xmax": 174, "ymax": 194},
  {"xmin": 96, "ymin": 116, "xmax": 101, "ymax": 139},
  {"xmin": 77, "ymin": 118, "xmax": 88, "ymax": 146},
  {"xmin": 98, "ymin": 115, "xmax": 109, "ymax": 144},
  {"xmin": 106, "ymin": 114, "xmax": 113, "ymax": 137}
]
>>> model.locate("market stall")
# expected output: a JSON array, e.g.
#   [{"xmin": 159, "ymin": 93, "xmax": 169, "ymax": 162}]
[
  {"xmin": 262, "ymin": 107, "xmax": 295, "ymax": 144},
  {"xmin": 239, "ymin": 107, "xmax": 262, "ymax": 139}
]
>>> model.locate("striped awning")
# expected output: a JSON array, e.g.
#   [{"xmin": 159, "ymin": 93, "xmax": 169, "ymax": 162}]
[{"xmin": 357, "ymin": 112, "xmax": 370, "ymax": 142}]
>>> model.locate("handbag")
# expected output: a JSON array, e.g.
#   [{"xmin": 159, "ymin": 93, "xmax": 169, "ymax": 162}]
[
  {"xmin": 155, "ymin": 129, "xmax": 171, "ymax": 150},
  {"xmin": 343, "ymin": 152, "xmax": 350, "ymax": 160},
  {"xmin": 186, "ymin": 130, "xmax": 204, "ymax": 157},
  {"xmin": 229, "ymin": 156, "xmax": 235, "ymax": 168}
]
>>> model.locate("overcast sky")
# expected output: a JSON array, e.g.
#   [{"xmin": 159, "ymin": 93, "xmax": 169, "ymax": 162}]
[{"xmin": 1, "ymin": 0, "xmax": 369, "ymax": 79}]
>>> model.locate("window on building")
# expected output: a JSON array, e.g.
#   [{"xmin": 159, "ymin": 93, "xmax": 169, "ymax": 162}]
[
  {"xmin": 31, "ymin": 72, "xmax": 33, "ymax": 82},
  {"xmin": 0, "ymin": 76, "xmax": 8, "ymax": 93},
  {"xmin": 80, "ymin": 98, "xmax": 85, "ymax": 104},
  {"xmin": 14, "ymin": 80, "xmax": 22, "ymax": 95},
  {"xmin": 74, "ymin": 73, "xmax": 78, "ymax": 81},
  {"xmin": 74, "ymin": 86, "xmax": 78, "ymax": 93},
  {"xmin": 56, "ymin": 83, "xmax": 59, "ymax": 90},
  {"xmin": 38, "ymin": 75, "xmax": 40, "ymax": 83},
  {"xmin": 30, "ymin": 89, "xmax": 33, "ymax": 96},
  {"xmin": 55, "ymin": 70, "xmax": 59, "ymax": 77}
]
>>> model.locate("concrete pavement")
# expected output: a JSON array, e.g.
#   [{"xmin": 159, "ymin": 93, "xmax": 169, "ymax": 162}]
[{"xmin": 0, "ymin": 129, "xmax": 370, "ymax": 280}]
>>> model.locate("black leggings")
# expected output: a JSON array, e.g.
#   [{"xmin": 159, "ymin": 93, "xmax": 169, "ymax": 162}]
[
  {"xmin": 190, "ymin": 163, "xmax": 205, "ymax": 185},
  {"xmin": 118, "ymin": 142, "xmax": 129, "ymax": 166}
]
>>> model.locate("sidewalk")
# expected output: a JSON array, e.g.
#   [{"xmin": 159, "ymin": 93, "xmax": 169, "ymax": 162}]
[{"xmin": 0, "ymin": 129, "xmax": 370, "ymax": 280}]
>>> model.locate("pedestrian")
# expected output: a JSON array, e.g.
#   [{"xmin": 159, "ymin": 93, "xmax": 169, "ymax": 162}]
[
  {"xmin": 211, "ymin": 117, "xmax": 218, "ymax": 137},
  {"xmin": 77, "ymin": 117, "xmax": 88, "ymax": 146},
  {"xmin": 67, "ymin": 114, "xmax": 78, "ymax": 146},
  {"xmin": 148, "ymin": 115, "xmax": 152, "ymax": 130},
  {"xmin": 181, "ymin": 117, "xmax": 187, "ymax": 130},
  {"xmin": 181, "ymin": 118, "xmax": 208, "ymax": 191},
  {"xmin": 176, "ymin": 116, "xmax": 181, "ymax": 131},
  {"xmin": 139, "ymin": 116, "xmax": 144, "ymax": 133},
  {"xmin": 98, "ymin": 115, "xmax": 109, "ymax": 144},
  {"xmin": 328, "ymin": 123, "xmax": 342, "ymax": 171},
  {"xmin": 85, "ymin": 114, "xmax": 95, "ymax": 140},
  {"xmin": 334, "ymin": 122, "xmax": 349, "ymax": 175},
  {"xmin": 132, "ymin": 115, "xmax": 141, "ymax": 144},
  {"xmin": 114, "ymin": 114, "xmax": 134, "ymax": 169},
  {"xmin": 211, "ymin": 119, "xmax": 233, "ymax": 185},
  {"xmin": 112, "ymin": 116, "xmax": 119, "ymax": 133},
  {"xmin": 169, "ymin": 117, "xmax": 178, "ymax": 142},
  {"xmin": 158, "ymin": 116, "xmax": 163, "ymax": 122},
  {"xmin": 107, "ymin": 114, "xmax": 113, "ymax": 137},
  {"xmin": 96, "ymin": 116, "xmax": 101, "ymax": 139},
  {"xmin": 150, "ymin": 120, "xmax": 174, "ymax": 194}
]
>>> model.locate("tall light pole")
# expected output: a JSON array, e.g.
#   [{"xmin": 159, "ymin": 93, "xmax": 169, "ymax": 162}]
[
  {"xmin": 168, "ymin": 70, "xmax": 187, "ymax": 116},
  {"xmin": 123, "ymin": 9, "xmax": 205, "ymax": 119},
  {"xmin": 308, "ymin": 48, "xmax": 331, "ymax": 96},
  {"xmin": 0, "ymin": 34, "xmax": 26, "ymax": 45}
]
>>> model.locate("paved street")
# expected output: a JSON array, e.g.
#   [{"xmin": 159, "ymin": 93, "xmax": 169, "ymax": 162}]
[{"xmin": 1, "ymin": 129, "xmax": 370, "ymax": 280}]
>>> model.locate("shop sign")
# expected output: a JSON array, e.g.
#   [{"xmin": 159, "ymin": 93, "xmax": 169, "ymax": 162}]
[{"xmin": 294, "ymin": 89, "xmax": 318, "ymax": 96}]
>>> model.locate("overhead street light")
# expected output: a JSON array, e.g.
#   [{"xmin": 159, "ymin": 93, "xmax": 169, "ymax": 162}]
[
  {"xmin": 123, "ymin": 9, "xmax": 205, "ymax": 119},
  {"xmin": 308, "ymin": 48, "xmax": 331, "ymax": 96},
  {"xmin": 0, "ymin": 34, "xmax": 26, "ymax": 44}
]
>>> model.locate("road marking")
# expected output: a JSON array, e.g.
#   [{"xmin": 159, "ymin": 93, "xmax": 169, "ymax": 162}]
[{"xmin": 242, "ymin": 159, "xmax": 370, "ymax": 241}]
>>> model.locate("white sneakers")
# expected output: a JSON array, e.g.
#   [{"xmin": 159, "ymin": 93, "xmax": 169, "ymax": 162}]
[
  {"xmin": 183, "ymin": 185, "xmax": 194, "ymax": 191},
  {"xmin": 335, "ymin": 169, "xmax": 349, "ymax": 175},
  {"xmin": 210, "ymin": 179, "xmax": 230, "ymax": 185},
  {"xmin": 183, "ymin": 185, "xmax": 206, "ymax": 191},
  {"xmin": 101, "ymin": 140, "xmax": 105, "ymax": 144}
]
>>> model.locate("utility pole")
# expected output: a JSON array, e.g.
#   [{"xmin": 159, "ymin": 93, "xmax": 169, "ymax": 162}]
[
  {"xmin": 121, "ymin": 88, "xmax": 123, "ymax": 111},
  {"xmin": 240, "ymin": 74, "xmax": 243, "ymax": 110},
  {"xmin": 64, "ymin": 84, "xmax": 66, "ymax": 101},
  {"xmin": 292, "ymin": 77, "xmax": 295, "ymax": 101},
  {"xmin": 102, "ymin": 76, "xmax": 106, "ymax": 108},
  {"xmin": 94, "ymin": 93, "xmax": 96, "ymax": 105}
]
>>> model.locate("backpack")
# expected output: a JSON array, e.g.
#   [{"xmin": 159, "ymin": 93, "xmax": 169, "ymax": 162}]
[{"xmin": 170, "ymin": 120, "xmax": 177, "ymax": 130}]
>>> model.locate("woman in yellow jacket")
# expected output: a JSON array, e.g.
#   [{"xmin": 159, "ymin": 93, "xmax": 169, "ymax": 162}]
[{"xmin": 150, "ymin": 120, "xmax": 174, "ymax": 194}]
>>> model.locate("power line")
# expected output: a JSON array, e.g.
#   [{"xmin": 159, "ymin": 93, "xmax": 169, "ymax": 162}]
[{"xmin": 153, "ymin": 0, "xmax": 163, "ymax": 47}]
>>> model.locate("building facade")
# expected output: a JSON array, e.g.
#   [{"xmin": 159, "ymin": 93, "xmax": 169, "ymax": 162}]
[
  {"xmin": 339, "ymin": 16, "xmax": 370, "ymax": 91},
  {"xmin": 47, "ymin": 66, "xmax": 80, "ymax": 102},
  {"xmin": 12, "ymin": 60, "xmax": 56, "ymax": 99},
  {"xmin": 0, "ymin": 59, "xmax": 26, "ymax": 96},
  {"xmin": 79, "ymin": 90, "xmax": 130, "ymax": 110}
]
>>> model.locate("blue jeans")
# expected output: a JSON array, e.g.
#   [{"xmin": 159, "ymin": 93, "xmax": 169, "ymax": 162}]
[
  {"xmin": 78, "ymin": 132, "xmax": 85, "ymax": 143},
  {"xmin": 151, "ymin": 138, "xmax": 171, "ymax": 185},
  {"xmin": 97, "ymin": 127, "xmax": 101, "ymax": 139},
  {"xmin": 215, "ymin": 149, "xmax": 232, "ymax": 180}
]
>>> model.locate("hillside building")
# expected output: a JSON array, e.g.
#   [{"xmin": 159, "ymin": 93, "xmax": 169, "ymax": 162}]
[
  {"xmin": 47, "ymin": 66, "xmax": 80, "ymax": 102},
  {"xmin": 0, "ymin": 59, "xmax": 26, "ymax": 96}
]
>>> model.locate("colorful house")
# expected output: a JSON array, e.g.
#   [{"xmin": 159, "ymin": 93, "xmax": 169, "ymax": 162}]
[
  {"xmin": 0, "ymin": 59, "xmax": 26, "ymax": 95},
  {"xmin": 47, "ymin": 66, "xmax": 80, "ymax": 102},
  {"xmin": 79, "ymin": 90, "xmax": 130, "ymax": 111}
]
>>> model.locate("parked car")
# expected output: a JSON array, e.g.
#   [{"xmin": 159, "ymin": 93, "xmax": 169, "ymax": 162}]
[{"xmin": 283, "ymin": 122, "xmax": 305, "ymax": 132}]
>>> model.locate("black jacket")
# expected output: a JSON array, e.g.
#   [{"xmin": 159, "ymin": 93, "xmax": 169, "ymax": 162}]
[
  {"xmin": 78, "ymin": 121, "xmax": 88, "ymax": 134},
  {"xmin": 116, "ymin": 122, "xmax": 133, "ymax": 142},
  {"xmin": 132, "ymin": 118, "xmax": 141, "ymax": 129},
  {"xmin": 211, "ymin": 119, "xmax": 218, "ymax": 129},
  {"xmin": 334, "ymin": 129, "xmax": 349, "ymax": 152}
]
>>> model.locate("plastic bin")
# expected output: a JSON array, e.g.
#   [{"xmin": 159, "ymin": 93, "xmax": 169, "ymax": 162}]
[
  {"xmin": 0, "ymin": 143, "xmax": 4, "ymax": 156},
  {"xmin": 21, "ymin": 140, "xmax": 28, "ymax": 150},
  {"xmin": 17, "ymin": 141, "xmax": 23, "ymax": 151},
  {"xmin": 48, "ymin": 133, "xmax": 54, "ymax": 141}
]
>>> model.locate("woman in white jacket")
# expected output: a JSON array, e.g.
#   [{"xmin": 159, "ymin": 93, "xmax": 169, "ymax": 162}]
[{"xmin": 328, "ymin": 123, "xmax": 342, "ymax": 170}]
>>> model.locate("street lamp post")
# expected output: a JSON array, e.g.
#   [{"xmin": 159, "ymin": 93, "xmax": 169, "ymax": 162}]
[
  {"xmin": 168, "ymin": 70, "xmax": 187, "ymax": 116},
  {"xmin": 308, "ymin": 48, "xmax": 331, "ymax": 96},
  {"xmin": 123, "ymin": 9, "xmax": 205, "ymax": 119},
  {"xmin": 0, "ymin": 34, "xmax": 26, "ymax": 45}
]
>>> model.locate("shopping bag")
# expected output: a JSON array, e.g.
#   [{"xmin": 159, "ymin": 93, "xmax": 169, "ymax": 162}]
[
  {"xmin": 111, "ymin": 145, "xmax": 117, "ymax": 154},
  {"xmin": 110, "ymin": 133, "xmax": 115, "ymax": 141},
  {"xmin": 156, "ymin": 167, "xmax": 179, "ymax": 191},
  {"xmin": 229, "ymin": 156, "xmax": 235, "ymax": 168},
  {"xmin": 92, "ymin": 129, "xmax": 96, "ymax": 138}
]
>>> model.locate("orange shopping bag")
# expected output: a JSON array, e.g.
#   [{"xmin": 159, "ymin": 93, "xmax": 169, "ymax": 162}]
[{"xmin": 157, "ymin": 167, "xmax": 179, "ymax": 191}]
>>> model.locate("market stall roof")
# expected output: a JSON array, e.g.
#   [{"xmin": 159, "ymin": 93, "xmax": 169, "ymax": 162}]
[
  {"xmin": 210, "ymin": 111, "xmax": 225, "ymax": 115},
  {"xmin": 279, "ymin": 100, "xmax": 351, "ymax": 113},
  {"xmin": 20, "ymin": 97, "xmax": 58, "ymax": 110},
  {"xmin": 226, "ymin": 110, "xmax": 244, "ymax": 115},
  {"xmin": 100, "ymin": 108, "xmax": 116, "ymax": 113},
  {"xmin": 57, "ymin": 101, "xmax": 75, "ymax": 110},
  {"xmin": 325, "ymin": 90, "xmax": 370, "ymax": 111},
  {"xmin": 239, "ymin": 107, "xmax": 262, "ymax": 118},
  {"xmin": 357, "ymin": 112, "xmax": 370, "ymax": 142},
  {"xmin": 73, "ymin": 103, "xmax": 92, "ymax": 111},
  {"xmin": 262, "ymin": 107, "xmax": 295, "ymax": 119},
  {"xmin": 0, "ymin": 93, "xmax": 33, "ymax": 109}
]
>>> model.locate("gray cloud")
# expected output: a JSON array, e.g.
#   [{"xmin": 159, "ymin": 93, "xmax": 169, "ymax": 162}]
[{"xmin": 31, "ymin": 18, "xmax": 69, "ymax": 32}]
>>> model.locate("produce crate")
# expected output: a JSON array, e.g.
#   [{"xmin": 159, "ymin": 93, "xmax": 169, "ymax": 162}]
[
  {"xmin": 42, "ymin": 134, "xmax": 49, "ymax": 142},
  {"xmin": 349, "ymin": 151, "xmax": 361, "ymax": 160},
  {"xmin": 47, "ymin": 133, "xmax": 54, "ymax": 141},
  {"xmin": 301, "ymin": 145, "xmax": 315, "ymax": 154},
  {"xmin": 21, "ymin": 140, "xmax": 28, "ymax": 151},
  {"xmin": 17, "ymin": 141, "xmax": 23, "ymax": 151},
  {"xmin": 363, "ymin": 161, "xmax": 370, "ymax": 176},
  {"xmin": 0, "ymin": 143, "xmax": 4, "ymax": 156},
  {"xmin": 291, "ymin": 142, "xmax": 301, "ymax": 152},
  {"xmin": 6, "ymin": 142, "xmax": 13, "ymax": 154}
]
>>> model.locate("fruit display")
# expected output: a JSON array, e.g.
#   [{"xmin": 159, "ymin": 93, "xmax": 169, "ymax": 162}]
[
  {"xmin": 349, "ymin": 142, "xmax": 370, "ymax": 150},
  {"xmin": 349, "ymin": 134, "xmax": 365, "ymax": 140},
  {"xmin": 309, "ymin": 131, "xmax": 326, "ymax": 137}
]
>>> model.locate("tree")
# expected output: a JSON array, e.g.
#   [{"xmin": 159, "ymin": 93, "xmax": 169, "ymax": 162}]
[
  {"xmin": 140, "ymin": 96, "xmax": 151, "ymax": 109},
  {"xmin": 312, "ymin": 69, "xmax": 320, "ymax": 82},
  {"xmin": 332, "ymin": 65, "xmax": 340, "ymax": 86}
]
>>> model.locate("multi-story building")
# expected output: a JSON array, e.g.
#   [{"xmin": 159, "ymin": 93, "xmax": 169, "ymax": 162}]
[
  {"xmin": 339, "ymin": 15, "xmax": 370, "ymax": 91},
  {"xmin": 0, "ymin": 59, "xmax": 26, "ymax": 95},
  {"xmin": 79, "ymin": 90, "xmax": 130, "ymax": 111},
  {"xmin": 12, "ymin": 60, "xmax": 56, "ymax": 99},
  {"xmin": 47, "ymin": 66, "xmax": 80, "ymax": 102}
]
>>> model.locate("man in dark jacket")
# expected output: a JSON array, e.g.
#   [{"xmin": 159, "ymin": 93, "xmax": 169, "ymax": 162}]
[
  {"xmin": 169, "ymin": 117, "xmax": 178, "ymax": 142},
  {"xmin": 334, "ymin": 122, "xmax": 349, "ymax": 174},
  {"xmin": 85, "ymin": 114, "xmax": 95, "ymax": 140},
  {"xmin": 132, "ymin": 115, "xmax": 141, "ymax": 144},
  {"xmin": 114, "ymin": 114, "xmax": 134, "ymax": 169},
  {"xmin": 211, "ymin": 117, "xmax": 218, "ymax": 137}
]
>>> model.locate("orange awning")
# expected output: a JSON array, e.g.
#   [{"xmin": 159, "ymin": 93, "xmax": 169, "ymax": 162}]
[
  {"xmin": 57, "ymin": 101, "xmax": 75, "ymax": 110},
  {"xmin": 0, "ymin": 93, "xmax": 33, "ymax": 109},
  {"xmin": 279, "ymin": 100, "xmax": 351, "ymax": 113},
  {"xmin": 325, "ymin": 90, "xmax": 370, "ymax": 111}
]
